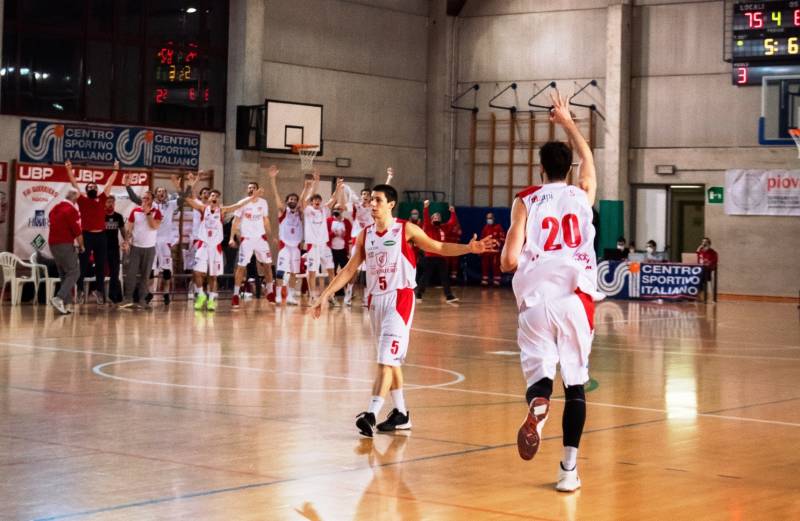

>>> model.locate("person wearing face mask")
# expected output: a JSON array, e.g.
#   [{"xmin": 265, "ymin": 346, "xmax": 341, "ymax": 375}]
[
  {"xmin": 65, "ymin": 159, "xmax": 119, "ymax": 305},
  {"xmin": 480, "ymin": 212, "xmax": 506, "ymax": 286},
  {"xmin": 416, "ymin": 199, "xmax": 459, "ymax": 303},
  {"xmin": 47, "ymin": 188, "xmax": 85, "ymax": 314},
  {"xmin": 644, "ymin": 240, "xmax": 664, "ymax": 262},
  {"xmin": 327, "ymin": 203, "xmax": 353, "ymax": 292},
  {"xmin": 696, "ymin": 237, "xmax": 718, "ymax": 302}
]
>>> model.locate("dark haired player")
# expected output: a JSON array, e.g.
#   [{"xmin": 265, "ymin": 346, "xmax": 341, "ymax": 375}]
[
  {"xmin": 501, "ymin": 91, "xmax": 603, "ymax": 492},
  {"xmin": 310, "ymin": 184, "xmax": 496, "ymax": 437}
]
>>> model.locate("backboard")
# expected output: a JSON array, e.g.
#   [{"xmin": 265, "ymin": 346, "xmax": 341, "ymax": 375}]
[
  {"xmin": 265, "ymin": 99, "xmax": 323, "ymax": 155},
  {"xmin": 759, "ymin": 75, "xmax": 800, "ymax": 145}
]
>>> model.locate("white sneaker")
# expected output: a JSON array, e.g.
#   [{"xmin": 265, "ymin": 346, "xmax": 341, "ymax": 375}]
[
  {"xmin": 50, "ymin": 296, "xmax": 69, "ymax": 315},
  {"xmin": 286, "ymin": 294, "xmax": 299, "ymax": 306},
  {"xmin": 555, "ymin": 464, "xmax": 581, "ymax": 492},
  {"xmin": 275, "ymin": 288, "xmax": 283, "ymax": 304},
  {"xmin": 343, "ymin": 296, "xmax": 352, "ymax": 307}
]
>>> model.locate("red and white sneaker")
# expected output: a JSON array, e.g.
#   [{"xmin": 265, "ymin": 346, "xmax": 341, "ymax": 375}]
[
  {"xmin": 517, "ymin": 397, "xmax": 550, "ymax": 461},
  {"xmin": 231, "ymin": 294, "xmax": 240, "ymax": 308}
]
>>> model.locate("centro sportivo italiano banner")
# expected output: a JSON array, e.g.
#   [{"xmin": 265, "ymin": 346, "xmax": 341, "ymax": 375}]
[
  {"xmin": 20, "ymin": 119, "xmax": 200, "ymax": 169},
  {"xmin": 14, "ymin": 164, "xmax": 150, "ymax": 258},
  {"xmin": 597, "ymin": 260, "xmax": 704, "ymax": 300},
  {"xmin": 725, "ymin": 169, "xmax": 800, "ymax": 216}
]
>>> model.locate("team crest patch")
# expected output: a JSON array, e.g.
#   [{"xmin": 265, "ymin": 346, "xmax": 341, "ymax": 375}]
[{"xmin": 377, "ymin": 252, "xmax": 388, "ymax": 267}]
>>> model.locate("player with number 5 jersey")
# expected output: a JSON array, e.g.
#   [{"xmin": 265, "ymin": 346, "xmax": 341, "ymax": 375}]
[
  {"xmin": 310, "ymin": 184, "xmax": 497, "ymax": 438},
  {"xmin": 501, "ymin": 90, "xmax": 605, "ymax": 493}
]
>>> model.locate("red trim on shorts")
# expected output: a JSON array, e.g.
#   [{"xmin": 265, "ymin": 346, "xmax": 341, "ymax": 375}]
[
  {"xmin": 216, "ymin": 243, "xmax": 223, "ymax": 253},
  {"xmin": 279, "ymin": 240, "xmax": 285, "ymax": 249},
  {"xmin": 575, "ymin": 288, "xmax": 595, "ymax": 331},
  {"xmin": 306, "ymin": 244, "xmax": 314, "ymax": 252},
  {"xmin": 516, "ymin": 185, "xmax": 542, "ymax": 199},
  {"xmin": 367, "ymin": 294, "xmax": 372, "ymax": 310},
  {"xmin": 261, "ymin": 234, "xmax": 268, "ymax": 241},
  {"xmin": 397, "ymin": 219, "xmax": 416, "ymax": 268},
  {"xmin": 395, "ymin": 288, "xmax": 414, "ymax": 325}
]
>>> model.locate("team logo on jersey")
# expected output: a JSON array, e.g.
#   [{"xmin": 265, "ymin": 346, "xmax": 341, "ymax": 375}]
[
  {"xmin": 376, "ymin": 252, "xmax": 388, "ymax": 267},
  {"xmin": 383, "ymin": 240, "xmax": 396, "ymax": 246}
]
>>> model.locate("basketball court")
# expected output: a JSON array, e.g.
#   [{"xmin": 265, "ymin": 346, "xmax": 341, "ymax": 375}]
[{"xmin": 0, "ymin": 291, "xmax": 798, "ymax": 520}]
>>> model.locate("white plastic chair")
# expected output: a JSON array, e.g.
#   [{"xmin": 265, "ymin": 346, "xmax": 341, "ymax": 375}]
[
  {"xmin": 0, "ymin": 252, "xmax": 39, "ymax": 305},
  {"xmin": 31, "ymin": 252, "xmax": 60, "ymax": 302}
]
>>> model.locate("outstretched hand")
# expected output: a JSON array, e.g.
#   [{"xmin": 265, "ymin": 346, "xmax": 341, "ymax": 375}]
[
  {"xmin": 468, "ymin": 233, "xmax": 498, "ymax": 254},
  {"xmin": 266, "ymin": 165, "xmax": 279, "ymax": 178},
  {"xmin": 308, "ymin": 297, "xmax": 328, "ymax": 319},
  {"xmin": 549, "ymin": 90, "xmax": 573, "ymax": 128},
  {"xmin": 423, "ymin": 199, "xmax": 430, "ymax": 208}
]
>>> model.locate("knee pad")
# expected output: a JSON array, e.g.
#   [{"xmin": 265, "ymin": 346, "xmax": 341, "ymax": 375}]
[
  {"xmin": 162, "ymin": 269, "xmax": 172, "ymax": 281},
  {"xmin": 564, "ymin": 384, "xmax": 586, "ymax": 402},
  {"xmin": 525, "ymin": 377, "xmax": 554, "ymax": 405}
]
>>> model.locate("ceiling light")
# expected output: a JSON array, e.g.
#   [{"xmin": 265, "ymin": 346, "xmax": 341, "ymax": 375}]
[{"xmin": 185, "ymin": 7, "xmax": 197, "ymax": 14}]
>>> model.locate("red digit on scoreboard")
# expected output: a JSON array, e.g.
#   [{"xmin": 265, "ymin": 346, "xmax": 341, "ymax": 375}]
[
  {"xmin": 745, "ymin": 11, "xmax": 764, "ymax": 28},
  {"xmin": 155, "ymin": 88, "xmax": 168, "ymax": 103},
  {"xmin": 795, "ymin": 9, "xmax": 800, "ymax": 27},
  {"xmin": 189, "ymin": 88, "xmax": 196, "ymax": 101},
  {"xmin": 736, "ymin": 66, "xmax": 748, "ymax": 85}
]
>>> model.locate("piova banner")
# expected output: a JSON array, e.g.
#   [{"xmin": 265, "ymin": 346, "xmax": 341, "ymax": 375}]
[
  {"xmin": 14, "ymin": 163, "xmax": 150, "ymax": 258},
  {"xmin": 20, "ymin": 119, "xmax": 200, "ymax": 170},
  {"xmin": 597, "ymin": 260, "xmax": 705, "ymax": 300}
]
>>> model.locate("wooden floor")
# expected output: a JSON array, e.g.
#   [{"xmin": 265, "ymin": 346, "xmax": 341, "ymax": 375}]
[{"xmin": 1, "ymin": 288, "xmax": 798, "ymax": 520}]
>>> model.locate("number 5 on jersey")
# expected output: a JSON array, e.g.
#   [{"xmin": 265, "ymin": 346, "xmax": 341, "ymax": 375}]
[
  {"xmin": 542, "ymin": 213, "xmax": 581, "ymax": 251},
  {"xmin": 390, "ymin": 340, "xmax": 400, "ymax": 354}
]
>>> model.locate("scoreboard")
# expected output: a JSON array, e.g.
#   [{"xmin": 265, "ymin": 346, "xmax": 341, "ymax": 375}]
[
  {"xmin": 732, "ymin": 1, "xmax": 800, "ymax": 85},
  {"xmin": 153, "ymin": 42, "xmax": 212, "ymax": 107}
]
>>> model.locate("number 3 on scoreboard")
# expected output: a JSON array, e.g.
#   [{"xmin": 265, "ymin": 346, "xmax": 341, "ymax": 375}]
[{"xmin": 542, "ymin": 214, "xmax": 582, "ymax": 251}]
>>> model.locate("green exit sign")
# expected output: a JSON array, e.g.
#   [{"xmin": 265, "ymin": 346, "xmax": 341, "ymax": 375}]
[{"xmin": 707, "ymin": 187, "xmax": 723, "ymax": 204}]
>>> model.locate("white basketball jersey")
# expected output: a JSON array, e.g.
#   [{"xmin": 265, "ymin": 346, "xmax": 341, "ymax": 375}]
[
  {"xmin": 512, "ymin": 183, "xmax": 603, "ymax": 308},
  {"xmin": 190, "ymin": 200, "xmax": 203, "ymax": 241},
  {"xmin": 279, "ymin": 208, "xmax": 303, "ymax": 246},
  {"xmin": 351, "ymin": 202, "xmax": 374, "ymax": 237},
  {"xmin": 363, "ymin": 219, "xmax": 417, "ymax": 296},
  {"xmin": 198, "ymin": 205, "xmax": 224, "ymax": 246},
  {"xmin": 153, "ymin": 199, "xmax": 178, "ymax": 242},
  {"xmin": 304, "ymin": 206, "xmax": 329, "ymax": 245},
  {"xmin": 234, "ymin": 198, "xmax": 269, "ymax": 238}
]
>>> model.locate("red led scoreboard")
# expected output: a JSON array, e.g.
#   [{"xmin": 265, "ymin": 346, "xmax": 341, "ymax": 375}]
[
  {"xmin": 733, "ymin": 1, "xmax": 800, "ymax": 85},
  {"xmin": 154, "ymin": 42, "xmax": 211, "ymax": 106}
]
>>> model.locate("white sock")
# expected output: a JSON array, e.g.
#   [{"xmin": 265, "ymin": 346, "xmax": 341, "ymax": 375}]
[
  {"xmin": 209, "ymin": 292, "xmax": 218, "ymax": 300},
  {"xmin": 562, "ymin": 446, "xmax": 578, "ymax": 471},
  {"xmin": 234, "ymin": 286, "xmax": 240, "ymax": 296},
  {"xmin": 345, "ymin": 284, "xmax": 353, "ymax": 299},
  {"xmin": 367, "ymin": 396, "xmax": 384, "ymax": 415},
  {"xmin": 197, "ymin": 289, "xmax": 206, "ymax": 297},
  {"xmin": 391, "ymin": 389, "xmax": 407, "ymax": 415}
]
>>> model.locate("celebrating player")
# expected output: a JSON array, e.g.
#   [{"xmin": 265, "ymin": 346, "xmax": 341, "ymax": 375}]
[
  {"xmin": 500, "ymin": 91, "xmax": 604, "ymax": 492},
  {"xmin": 230, "ymin": 180, "xmax": 273, "ymax": 308},
  {"xmin": 267, "ymin": 165, "xmax": 303, "ymax": 306},
  {"xmin": 310, "ymin": 184, "xmax": 497, "ymax": 438},
  {"xmin": 300, "ymin": 172, "xmax": 343, "ymax": 304}
]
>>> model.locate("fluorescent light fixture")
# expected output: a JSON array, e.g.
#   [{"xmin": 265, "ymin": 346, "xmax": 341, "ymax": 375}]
[
  {"xmin": 20, "ymin": 67, "xmax": 30, "ymax": 75},
  {"xmin": 185, "ymin": 7, "xmax": 197, "ymax": 13},
  {"xmin": 52, "ymin": 103, "xmax": 64, "ymax": 111}
]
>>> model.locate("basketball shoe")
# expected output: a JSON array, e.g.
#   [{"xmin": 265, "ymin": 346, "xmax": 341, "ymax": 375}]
[
  {"xmin": 355, "ymin": 412, "xmax": 376, "ymax": 438},
  {"xmin": 556, "ymin": 463, "xmax": 581, "ymax": 492},
  {"xmin": 517, "ymin": 397, "xmax": 550, "ymax": 460},
  {"xmin": 377, "ymin": 409, "xmax": 411, "ymax": 432}
]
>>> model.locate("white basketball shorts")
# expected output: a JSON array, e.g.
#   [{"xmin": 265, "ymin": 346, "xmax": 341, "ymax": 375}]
[
  {"xmin": 276, "ymin": 243, "xmax": 301, "ymax": 275},
  {"xmin": 368, "ymin": 288, "xmax": 416, "ymax": 367},
  {"xmin": 152, "ymin": 240, "xmax": 173, "ymax": 272},
  {"xmin": 193, "ymin": 240, "xmax": 224, "ymax": 277},
  {"xmin": 517, "ymin": 290, "xmax": 595, "ymax": 387},
  {"xmin": 237, "ymin": 235, "xmax": 272, "ymax": 267},
  {"xmin": 305, "ymin": 243, "xmax": 334, "ymax": 273}
]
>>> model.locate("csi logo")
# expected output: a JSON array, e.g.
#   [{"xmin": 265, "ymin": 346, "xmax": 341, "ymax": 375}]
[
  {"xmin": 377, "ymin": 252, "xmax": 388, "ymax": 267},
  {"xmin": 28, "ymin": 209, "xmax": 49, "ymax": 228},
  {"xmin": 19, "ymin": 166, "xmax": 54, "ymax": 180}
]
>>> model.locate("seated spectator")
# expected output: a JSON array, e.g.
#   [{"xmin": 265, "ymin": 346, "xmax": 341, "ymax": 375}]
[{"xmin": 644, "ymin": 239, "xmax": 665, "ymax": 262}]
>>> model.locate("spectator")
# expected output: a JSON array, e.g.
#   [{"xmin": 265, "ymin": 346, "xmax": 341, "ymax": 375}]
[
  {"xmin": 104, "ymin": 196, "xmax": 126, "ymax": 304},
  {"xmin": 408, "ymin": 208, "xmax": 424, "ymax": 285},
  {"xmin": 47, "ymin": 188, "xmax": 84, "ymax": 314},
  {"xmin": 645, "ymin": 239, "xmax": 665, "ymax": 262},
  {"xmin": 119, "ymin": 191, "xmax": 162, "ymax": 309},
  {"xmin": 697, "ymin": 237, "xmax": 718, "ymax": 302},
  {"xmin": 445, "ymin": 206, "xmax": 462, "ymax": 281},
  {"xmin": 65, "ymin": 160, "xmax": 119, "ymax": 304},
  {"xmin": 480, "ymin": 212, "xmax": 505, "ymax": 286},
  {"xmin": 416, "ymin": 200, "xmax": 458, "ymax": 303}
]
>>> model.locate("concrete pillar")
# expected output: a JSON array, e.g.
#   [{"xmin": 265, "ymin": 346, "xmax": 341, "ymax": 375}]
[
  {"xmin": 604, "ymin": 0, "xmax": 632, "ymax": 235},
  {"xmin": 426, "ymin": 0, "xmax": 454, "ymax": 198},
  {"xmin": 223, "ymin": 0, "xmax": 265, "ymax": 198}
]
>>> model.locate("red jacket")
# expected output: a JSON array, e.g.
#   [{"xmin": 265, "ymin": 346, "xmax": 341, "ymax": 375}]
[
  {"xmin": 48, "ymin": 201, "xmax": 82, "ymax": 245},
  {"xmin": 480, "ymin": 223, "xmax": 506, "ymax": 253},
  {"xmin": 326, "ymin": 216, "xmax": 352, "ymax": 250},
  {"xmin": 423, "ymin": 206, "xmax": 459, "ymax": 258},
  {"xmin": 697, "ymin": 247, "xmax": 718, "ymax": 270}
]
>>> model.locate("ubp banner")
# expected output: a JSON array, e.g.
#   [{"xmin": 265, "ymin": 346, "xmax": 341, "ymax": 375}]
[
  {"xmin": 20, "ymin": 119, "xmax": 200, "ymax": 169},
  {"xmin": 725, "ymin": 169, "xmax": 800, "ymax": 216},
  {"xmin": 14, "ymin": 163, "xmax": 149, "ymax": 258},
  {"xmin": 597, "ymin": 260, "xmax": 704, "ymax": 300}
]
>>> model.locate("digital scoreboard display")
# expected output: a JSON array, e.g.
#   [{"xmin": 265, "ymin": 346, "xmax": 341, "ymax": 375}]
[
  {"xmin": 732, "ymin": 1, "xmax": 800, "ymax": 84},
  {"xmin": 153, "ymin": 41, "xmax": 211, "ymax": 107}
]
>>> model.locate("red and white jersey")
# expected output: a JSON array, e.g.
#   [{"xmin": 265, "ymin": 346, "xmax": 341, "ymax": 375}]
[
  {"xmin": 512, "ymin": 183, "xmax": 603, "ymax": 308},
  {"xmin": 279, "ymin": 207, "xmax": 303, "ymax": 247},
  {"xmin": 190, "ymin": 199, "xmax": 204, "ymax": 241},
  {"xmin": 304, "ymin": 206, "xmax": 329, "ymax": 245},
  {"xmin": 234, "ymin": 198, "xmax": 268, "ymax": 238},
  {"xmin": 197, "ymin": 205, "xmax": 224, "ymax": 246},
  {"xmin": 363, "ymin": 219, "xmax": 417, "ymax": 296},
  {"xmin": 351, "ymin": 202, "xmax": 374, "ymax": 237},
  {"xmin": 153, "ymin": 199, "xmax": 179, "ymax": 243},
  {"xmin": 128, "ymin": 207, "xmax": 164, "ymax": 248}
]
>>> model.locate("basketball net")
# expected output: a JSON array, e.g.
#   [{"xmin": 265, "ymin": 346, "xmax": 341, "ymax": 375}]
[
  {"xmin": 291, "ymin": 144, "xmax": 319, "ymax": 172},
  {"xmin": 790, "ymin": 128, "xmax": 800, "ymax": 159}
]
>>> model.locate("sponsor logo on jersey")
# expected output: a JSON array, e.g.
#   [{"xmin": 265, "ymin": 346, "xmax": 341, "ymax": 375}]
[{"xmin": 383, "ymin": 240, "xmax": 396, "ymax": 246}]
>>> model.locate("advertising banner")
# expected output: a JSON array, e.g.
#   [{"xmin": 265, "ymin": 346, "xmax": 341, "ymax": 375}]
[
  {"xmin": 20, "ymin": 119, "xmax": 200, "ymax": 170},
  {"xmin": 725, "ymin": 169, "xmax": 800, "ymax": 216},
  {"xmin": 597, "ymin": 260, "xmax": 704, "ymax": 300},
  {"xmin": 13, "ymin": 163, "xmax": 150, "ymax": 258}
]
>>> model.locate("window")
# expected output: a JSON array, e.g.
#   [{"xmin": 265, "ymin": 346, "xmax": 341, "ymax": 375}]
[{"xmin": 1, "ymin": 0, "xmax": 228, "ymax": 131}]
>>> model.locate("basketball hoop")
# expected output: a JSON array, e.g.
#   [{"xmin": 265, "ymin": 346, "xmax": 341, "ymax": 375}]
[
  {"xmin": 291, "ymin": 144, "xmax": 319, "ymax": 172},
  {"xmin": 789, "ymin": 128, "xmax": 800, "ymax": 159}
]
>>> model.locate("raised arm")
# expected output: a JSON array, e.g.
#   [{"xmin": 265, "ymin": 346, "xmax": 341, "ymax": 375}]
[
  {"xmin": 64, "ymin": 160, "xmax": 80, "ymax": 191},
  {"xmin": 500, "ymin": 197, "xmax": 528, "ymax": 273},
  {"xmin": 446, "ymin": 205, "xmax": 459, "ymax": 227},
  {"xmin": 423, "ymin": 200, "xmax": 432, "ymax": 230},
  {"xmin": 326, "ymin": 178, "xmax": 344, "ymax": 209},
  {"xmin": 123, "ymin": 170, "xmax": 143, "ymax": 204},
  {"xmin": 299, "ymin": 178, "xmax": 314, "ymax": 211},
  {"xmin": 221, "ymin": 189, "xmax": 262, "ymax": 215},
  {"xmin": 103, "ymin": 160, "xmax": 120, "ymax": 196},
  {"xmin": 310, "ymin": 230, "xmax": 368, "ymax": 318},
  {"xmin": 265, "ymin": 165, "xmax": 284, "ymax": 213},
  {"xmin": 550, "ymin": 91, "xmax": 596, "ymax": 205},
  {"xmin": 385, "ymin": 167, "xmax": 394, "ymax": 185},
  {"xmin": 405, "ymin": 221, "xmax": 495, "ymax": 257}
]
